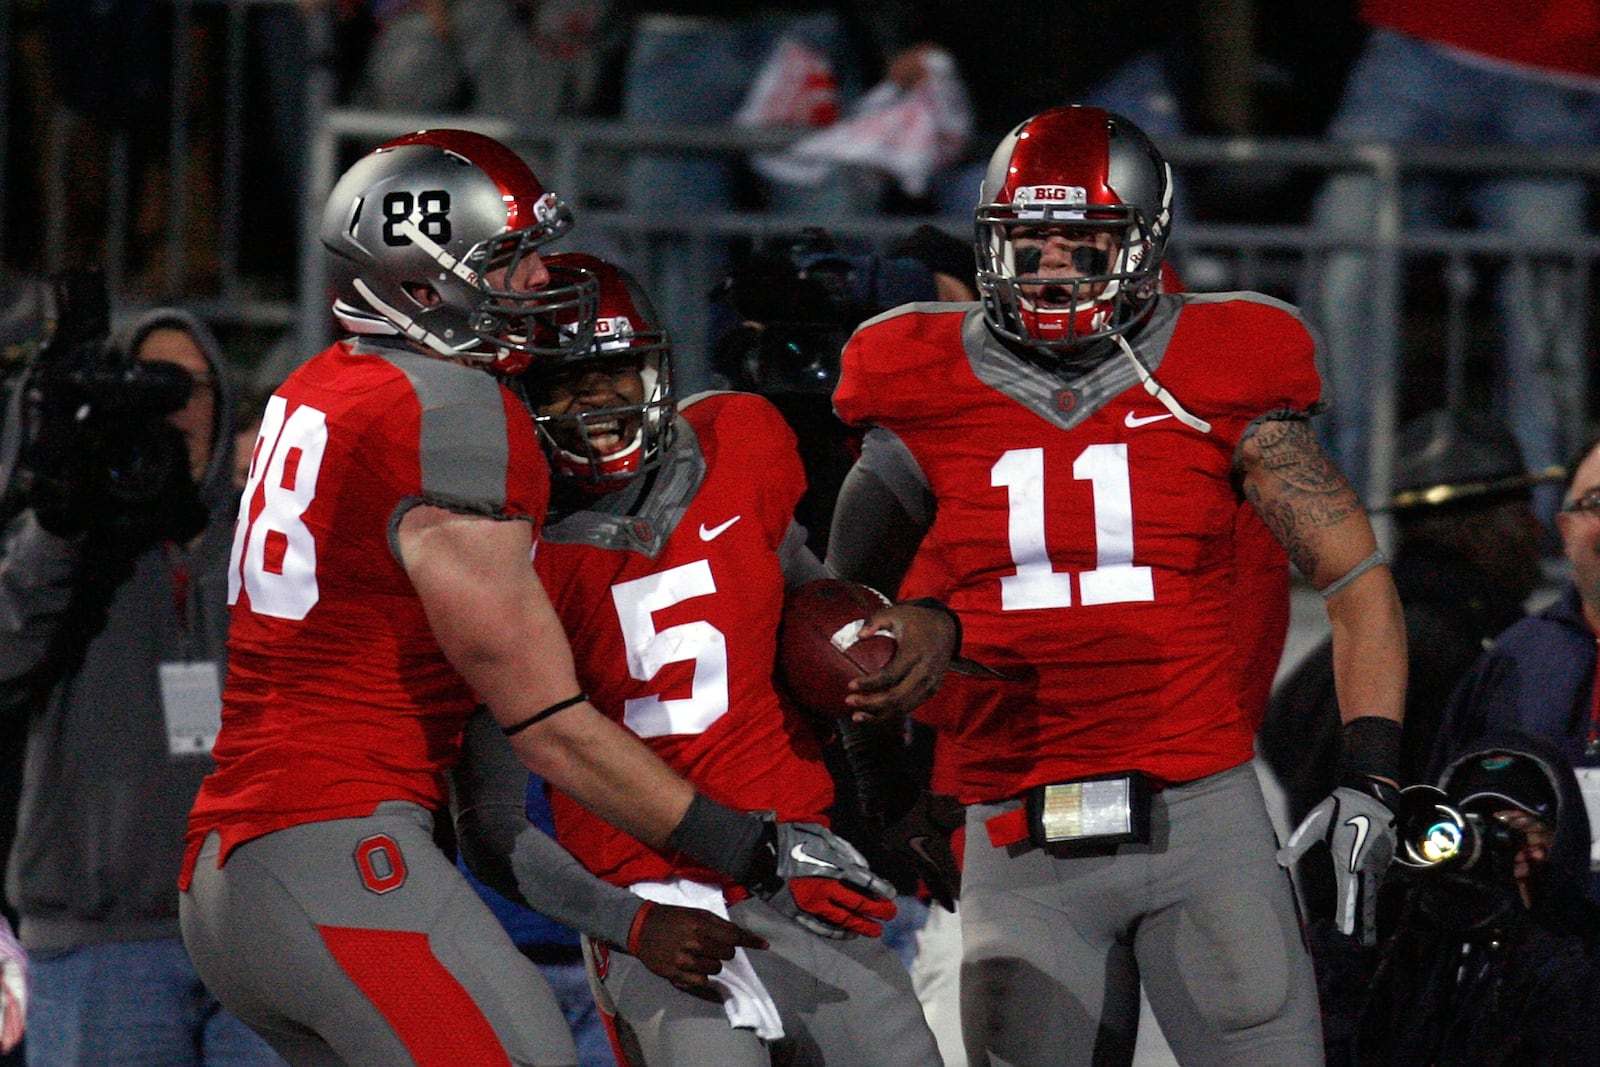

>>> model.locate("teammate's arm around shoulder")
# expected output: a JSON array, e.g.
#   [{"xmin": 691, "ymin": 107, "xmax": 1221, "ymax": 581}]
[
  {"xmin": 1235, "ymin": 416, "xmax": 1405, "ymax": 733},
  {"xmin": 397, "ymin": 502, "xmax": 696, "ymax": 846}
]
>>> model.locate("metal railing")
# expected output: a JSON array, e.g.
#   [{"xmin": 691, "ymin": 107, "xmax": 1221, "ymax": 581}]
[{"xmin": 11, "ymin": 3, "xmax": 1598, "ymax": 525}]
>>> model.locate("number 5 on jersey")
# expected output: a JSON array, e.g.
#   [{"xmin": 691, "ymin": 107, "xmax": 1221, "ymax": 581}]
[{"xmin": 229, "ymin": 396, "xmax": 329, "ymax": 620}]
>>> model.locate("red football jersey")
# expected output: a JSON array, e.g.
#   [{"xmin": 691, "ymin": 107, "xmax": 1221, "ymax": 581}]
[
  {"xmin": 835, "ymin": 295, "xmax": 1319, "ymax": 803},
  {"xmin": 182, "ymin": 341, "xmax": 549, "ymax": 885},
  {"xmin": 536, "ymin": 392, "xmax": 833, "ymax": 888}
]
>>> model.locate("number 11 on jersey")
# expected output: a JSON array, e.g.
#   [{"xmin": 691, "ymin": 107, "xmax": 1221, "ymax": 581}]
[{"xmin": 992, "ymin": 443, "xmax": 1153, "ymax": 611}]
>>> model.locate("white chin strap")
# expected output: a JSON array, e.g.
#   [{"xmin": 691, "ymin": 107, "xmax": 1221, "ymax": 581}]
[
  {"xmin": 1115, "ymin": 335, "xmax": 1211, "ymax": 434},
  {"xmin": 398, "ymin": 213, "xmax": 484, "ymax": 288}
]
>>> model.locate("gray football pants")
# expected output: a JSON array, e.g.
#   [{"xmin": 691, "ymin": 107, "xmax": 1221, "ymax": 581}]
[
  {"xmin": 587, "ymin": 889, "xmax": 943, "ymax": 1066},
  {"xmin": 181, "ymin": 801, "xmax": 577, "ymax": 1067},
  {"xmin": 960, "ymin": 762, "xmax": 1323, "ymax": 1067}
]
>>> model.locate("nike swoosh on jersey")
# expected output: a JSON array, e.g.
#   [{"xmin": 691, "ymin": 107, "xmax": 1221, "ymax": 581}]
[
  {"xmin": 1345, "ymin": 813, "xmax": 1370, "ymax": 873},
  {"xmin": 790, "ymin": 843, "xmax": 841, "ymax": 872},
  {"xmin": 698, "ymin": 515, "xmax": 742, "ymax": 541},
  {"xmin": 1124, "ymin": 411, "xmax": 1174, "ymax": 428}
]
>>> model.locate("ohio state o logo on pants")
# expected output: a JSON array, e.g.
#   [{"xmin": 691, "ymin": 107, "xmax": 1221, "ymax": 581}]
[{"xmin": 354, "ymin": 834, "xmax": 407, "ymax": 894}]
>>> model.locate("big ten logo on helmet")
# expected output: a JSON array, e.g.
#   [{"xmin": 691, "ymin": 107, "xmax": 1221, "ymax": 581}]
[
  {"xmin": 1013, "ymin": 185, "xmax": 1088, "ymax": 221},
  {"xmin": 594, "ymin": 317, "xmax": 636, "ymax": 345}
]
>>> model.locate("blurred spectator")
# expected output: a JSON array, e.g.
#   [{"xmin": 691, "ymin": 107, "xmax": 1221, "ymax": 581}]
[
  {"xmin": 352, "ymin": 0, "xmax": 626, "ymax": 123},
  {"xmin": 1262, "ymin": 407, "xmax": 1555, "ymax": 827},
  {"xmin": 1429, "ymin": 433, "xmax": 1600, "ymax": 904},
  {"xmin": 614, "ymin": 2, "xmax": 904, "ymax": 392},
  {"xmin": 0, "ymin": 305, "xmax": 281, "ymax": 1065},
  {"xmin": 0, "ymin": 914, "xmax": 24, "ymax": 1057},
  {"xmin": 1304, "ymin": 1, "xmax": 1600, "ymax": 520},
  {"xmin": 743, "ymin": 42, "xmax": 973, "ymax": 216},
  {"xmin": 42, "ymin": 1, "xmax": 223, "ymax": 295}
]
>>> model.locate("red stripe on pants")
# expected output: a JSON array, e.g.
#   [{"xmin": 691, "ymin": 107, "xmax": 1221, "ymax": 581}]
[{"xmin": 318, "ymin": 925, "xmax": 513, "ymax": 1066}]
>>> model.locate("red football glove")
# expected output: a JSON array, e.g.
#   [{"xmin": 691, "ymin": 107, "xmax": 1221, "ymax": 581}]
[{"xmin": 788, "ymin": 878, "xmax": 898, "ymax": 938}]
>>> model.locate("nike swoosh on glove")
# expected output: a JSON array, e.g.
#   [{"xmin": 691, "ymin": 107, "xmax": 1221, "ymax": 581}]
[
  {"xmin": 767, "ymin": 820, "xmax": 896, "ymax": 938},
  {"xmin": 787, "ymin": 878, "xmax": 898, "ymax": 938},
  {"xmin": 1276, "ymin": 782, "xmax": 1397, "ymax": 947}
]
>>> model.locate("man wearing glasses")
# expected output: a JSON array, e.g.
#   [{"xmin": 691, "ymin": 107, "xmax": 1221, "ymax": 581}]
[{"xmin": 1430, "ymin": 434, "xmax": 1600, "ymax": 907}]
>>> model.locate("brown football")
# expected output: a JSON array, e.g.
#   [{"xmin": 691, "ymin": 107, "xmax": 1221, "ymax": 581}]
[{"xmin": 777, "ymin": 579, "xmax": 897, "ymax": 719}]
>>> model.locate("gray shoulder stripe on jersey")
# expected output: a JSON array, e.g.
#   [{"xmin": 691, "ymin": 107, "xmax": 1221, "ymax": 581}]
[
  {"xmin": 963, "ymin": 296, "xmax": 1186, "ymax": 432},
  {"xmin": 386, "ymin": 351, "xmax": 512, "ymax": 510}
]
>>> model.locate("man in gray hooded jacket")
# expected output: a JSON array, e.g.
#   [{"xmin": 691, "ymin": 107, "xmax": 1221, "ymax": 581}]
[{"xmin": 0, "ymin": 306, "xmax": 281, "ymax": 1065}]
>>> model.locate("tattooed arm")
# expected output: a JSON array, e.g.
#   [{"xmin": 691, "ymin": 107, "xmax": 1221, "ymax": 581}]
[{"xmin": 1237, "ymin": 416, "xmax": 1406, "ymax": 731}]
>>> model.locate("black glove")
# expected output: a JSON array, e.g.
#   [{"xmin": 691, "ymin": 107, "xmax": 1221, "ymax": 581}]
[{"xmin": 880, "ymin": 790, "xmax": 965, "ymax": 911}]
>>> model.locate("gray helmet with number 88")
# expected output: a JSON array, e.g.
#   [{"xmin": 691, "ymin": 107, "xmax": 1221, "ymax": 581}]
[{"xmin": 320, "ymin": 128, "xmax": 596, "ymax": 375}]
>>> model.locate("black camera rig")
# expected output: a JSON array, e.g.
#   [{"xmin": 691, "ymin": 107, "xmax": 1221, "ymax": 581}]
[{"xmin": 0, "ymin": 271, "xmax": 199, "ymax": 538}]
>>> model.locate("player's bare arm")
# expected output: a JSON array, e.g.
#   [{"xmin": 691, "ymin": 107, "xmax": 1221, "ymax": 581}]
[
  {"xmin": 399, "ymin": 503, "xmax": 697, "ymax": 845},
  {"xmin": 1238, "ymin": 417, "xmax": 1406, "ymax": 730}
]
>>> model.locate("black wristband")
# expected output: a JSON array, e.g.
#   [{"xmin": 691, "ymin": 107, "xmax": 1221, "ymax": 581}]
[
  {"xmin": 1337, "ymin": 715, "xmax": 1402, "ymax": 787},
  {"xmin": 664, "ymin": 794, "xmax": 770, "ymax": 887},
  {"xmin": 900, "ymin": 596, "xmax": 962, "ymax": 656}
]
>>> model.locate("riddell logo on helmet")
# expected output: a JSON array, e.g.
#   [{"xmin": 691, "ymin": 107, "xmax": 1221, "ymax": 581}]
[{"xmin": 1015, "ymin": 185, "xmax": 1086, "ymax": 207}]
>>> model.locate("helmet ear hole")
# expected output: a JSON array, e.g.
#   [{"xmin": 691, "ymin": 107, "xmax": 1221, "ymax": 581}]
[{"xmin": 404, "ymin": 283, "xmax": 442, "ymax": 309}]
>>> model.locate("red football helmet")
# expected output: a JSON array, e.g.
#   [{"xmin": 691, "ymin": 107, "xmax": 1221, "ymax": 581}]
[
  {"xmin": 976, "ymin": 106, "xmax": 1172, "ymax": 354},
  {"xmin": 521, "ymin": 254, "xmax": 675, "ymax": 489},
  {"xmin": 320, "ymin": 129, "xmax": 596, "ymax": 374}
]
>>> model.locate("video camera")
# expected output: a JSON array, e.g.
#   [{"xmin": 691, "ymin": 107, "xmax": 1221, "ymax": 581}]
[
  {"xmin": 0, "ymin": 271, "xmax": 198, "ymax": 538},
  {"xmin": 1394, "ymin": 785, "xmax": 1526, "ymax": 884}
]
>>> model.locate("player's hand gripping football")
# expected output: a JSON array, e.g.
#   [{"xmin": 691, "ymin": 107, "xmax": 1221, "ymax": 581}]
[
  {"xmin": 627, "ymin": 901, "xmax": 768, "ymax": 996},
  {"xmin": 1276, "ymin": 779, "xmax": 1398, "ymax": 947},
  {"xmin": 752, "ymin": 819, "xmax": 897, "ymax": 939},
  {"xmin": 845, "ymin": 600, "xmax": 959, "ymax": 724}
]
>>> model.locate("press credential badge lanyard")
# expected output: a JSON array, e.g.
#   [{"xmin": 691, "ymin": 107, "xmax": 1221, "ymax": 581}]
[{"xmin": 160, "ymin": 661, "xmax": 222, "ymax": 755}]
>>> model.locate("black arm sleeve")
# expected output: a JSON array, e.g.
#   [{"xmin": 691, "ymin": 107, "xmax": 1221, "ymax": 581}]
[
  {"xmin": 452, "ymin": 706, "xmax": 643, "ymax": 947},
  {"xmin": 825, "ymin": 427, "xmax": 935, "ymax": 596}
]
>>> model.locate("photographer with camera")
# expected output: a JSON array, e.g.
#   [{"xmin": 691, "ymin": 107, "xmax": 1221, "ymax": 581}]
[
  {"xmin": 1327, "ymin": 730, "xmax": 1600, "ymax": 1066},
  {"xmin": 0, "ymin": 286, "xmax": 282, "ymax": 1065}
]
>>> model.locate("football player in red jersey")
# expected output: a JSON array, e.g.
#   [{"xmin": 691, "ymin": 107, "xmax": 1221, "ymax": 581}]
[
  {"xmin": 456, "ymin": 252, "xmax": 955, "ymax": 1066},
  {"xmin": 825, "ymin": 106, "xmax": 1408, "ymax": 1067},
  {"xmin": 179, "ymin": 131, "xmax": 881, "ymax": 1067}
]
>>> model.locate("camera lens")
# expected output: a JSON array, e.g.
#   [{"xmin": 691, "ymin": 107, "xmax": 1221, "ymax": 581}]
[{"xmin": 1417, "ymin": 818, "xmax": 1466, "ymax": 865}]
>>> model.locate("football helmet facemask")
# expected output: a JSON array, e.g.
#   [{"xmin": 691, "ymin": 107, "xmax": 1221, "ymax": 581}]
[
  {"xmin": 976, "ymin": 106, "xmax": 1172, "ymax": 355},
  {"xmin": 520, "ymin": 253, "xmax": 675, "ymax": 490},
  {"xmin": 320, "ymin": 128, "xmax": 596, "ymax": 375}
]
